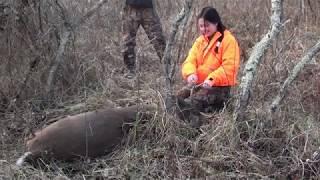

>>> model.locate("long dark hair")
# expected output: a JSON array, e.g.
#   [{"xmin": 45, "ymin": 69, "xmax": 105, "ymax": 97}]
[{"xmin": 198, "ymin": 7, "xmax": 226, "ymax": 53}]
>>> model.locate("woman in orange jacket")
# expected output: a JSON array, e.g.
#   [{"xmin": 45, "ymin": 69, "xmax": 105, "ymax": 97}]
[{"xmin": 177, "ymin": 7, "xmax": 240, "ymax": 125}]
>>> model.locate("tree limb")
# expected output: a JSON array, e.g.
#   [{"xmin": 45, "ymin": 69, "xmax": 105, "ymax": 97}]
[
  {"xmin": 46, "ymin": 29, "xmax": 71, "ymax": 95},
  {"xmin": 233, "ymin": 0, "xmax": 284, "ymax": 123},
  {"xmin": 162, "ymin": 0, "xmax": 193, "ymax": 111},
  {"xmin": 72, "ymin": 0, "xmax": 109, "ymax": 29},
  {"xmin": 270, "ymin": 39, "xmax": 320, "ymax": 112}
]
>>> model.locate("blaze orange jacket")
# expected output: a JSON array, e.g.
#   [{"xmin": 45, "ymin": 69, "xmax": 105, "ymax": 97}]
[{"xmin": 182, "ymin": 30, "xmax": 240, "ymax": 86}]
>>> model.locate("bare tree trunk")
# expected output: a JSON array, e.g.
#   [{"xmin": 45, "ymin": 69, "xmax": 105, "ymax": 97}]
[
  {"xmin": 270, "ymin": 39, "xmax": 320, "ymax": 112},
  {"xmin": 232, "ymin": 0, "xmax": 284, "ymax": 142},
  {"xmin": 46, "ymin": 29, "xmax": 71, "ymax": 97},
  {"xmin": 45, "ymin": 0, "xmax": 109, "ymax": 98},
  {"xmin": 162, "ymin": 0, "xmax": 193, "ymax": 111}
]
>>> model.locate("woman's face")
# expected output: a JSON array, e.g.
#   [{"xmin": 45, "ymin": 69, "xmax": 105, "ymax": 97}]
[{"xmin": 198, "ymin": 18, "xmax": 217, "ymax": 38}]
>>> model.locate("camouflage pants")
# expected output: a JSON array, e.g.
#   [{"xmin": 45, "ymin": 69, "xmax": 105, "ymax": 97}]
[
  {"xmin": 122, "ymin": 5, "xmax": 166, "ymax": 70},
  {"xmin": 176, "ymin": 86, "xmax": 231, "ymax": 127}
]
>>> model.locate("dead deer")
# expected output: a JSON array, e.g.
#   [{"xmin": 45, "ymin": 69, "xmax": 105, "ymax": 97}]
[{"xmin": 16, "ymin": 104, "xmax": 156, "ymax": 166}]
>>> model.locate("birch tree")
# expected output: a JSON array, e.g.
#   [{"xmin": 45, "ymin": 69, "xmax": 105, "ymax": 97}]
[
  {"xmin": 233, "ymin": 0, "xmax": 284, "ymax": 123},
  {"xmin": 162, "ymin": 0, "xmax": 193, "ymax": 111},
  {"xmin": 270, "ymin": 39, "xmax": 320, "ymax": 111},
  {"xmin": 232, "ymin": 0, "xmax": 284, "ymax": 143}
]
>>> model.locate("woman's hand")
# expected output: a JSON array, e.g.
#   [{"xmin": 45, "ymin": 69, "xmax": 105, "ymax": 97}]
[
  {"xmin": 202, "ymin": 79, "xmax": 214, "ymax": 89},
  {"xmin": 187, "ymin": 74, "xmax": 198, "ymax": 86}
]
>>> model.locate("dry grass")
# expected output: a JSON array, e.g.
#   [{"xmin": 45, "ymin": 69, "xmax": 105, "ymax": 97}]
[{"xmin": 1, "ymin": 0, "xmax": 320, "ymax": 179}]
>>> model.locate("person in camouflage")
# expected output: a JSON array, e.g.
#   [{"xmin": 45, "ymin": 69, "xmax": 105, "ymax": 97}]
[{"xmin": 122, "ymin": 0, "xmax": 166, "ymax": 78}]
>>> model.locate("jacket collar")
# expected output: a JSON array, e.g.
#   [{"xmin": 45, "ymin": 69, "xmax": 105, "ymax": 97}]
[{"xmin": 202, "ymin": 31, "xmax": 223, "ymax": 57}]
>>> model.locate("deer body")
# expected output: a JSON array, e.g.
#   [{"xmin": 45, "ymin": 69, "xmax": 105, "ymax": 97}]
[{"xmin": 17, "ymin": 105, "xmax": 154, "ymax": 165}]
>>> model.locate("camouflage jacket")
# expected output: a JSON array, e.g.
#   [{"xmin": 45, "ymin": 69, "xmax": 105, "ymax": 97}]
[{"xmin": 125, "ymin": 0, "xmax": 153, "ymax": 8}]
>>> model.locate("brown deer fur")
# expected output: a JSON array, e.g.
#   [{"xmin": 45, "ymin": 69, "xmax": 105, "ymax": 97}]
[{"xmin": 25, "ymin": 104, "xmax": 155, "ymax": 161}]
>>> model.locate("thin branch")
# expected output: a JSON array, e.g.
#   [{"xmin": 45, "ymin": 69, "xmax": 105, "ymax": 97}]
[
  {"xmin": 54, "ymin": 0, "xmax": 69, "ymax": 24},
  {"xmin": 233, "ymin": 0, "xmax": 284, "ymax": 123},
  {"xmin": 72, "ymin": 0, "xmax": 109, "ymax": 29},
  {"xmin": 270, "ymin": 39, "xmax": 320, "ymax": 112}
]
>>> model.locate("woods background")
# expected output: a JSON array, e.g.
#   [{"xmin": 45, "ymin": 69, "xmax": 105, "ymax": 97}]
[{"xmin": 0, "ymin": 0, "xmax": 320, "ymax": 179}]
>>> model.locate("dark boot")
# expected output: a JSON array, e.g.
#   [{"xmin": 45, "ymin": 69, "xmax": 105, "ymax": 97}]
[
  {"xmin": 176, "ymin": 96, "xmax": 202, "ymax": 128},
  {"xmin": 124, "ymin": 68, "xmax": 136, "ymax": 79}
]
